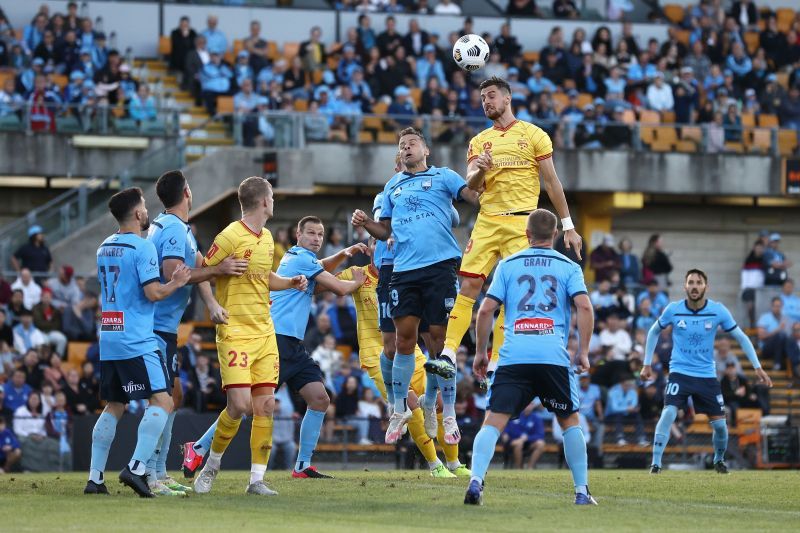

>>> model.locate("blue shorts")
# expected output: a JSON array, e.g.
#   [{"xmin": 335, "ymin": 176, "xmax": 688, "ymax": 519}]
[
  {"xmin": 100, "ymin": 351, "xmax": 170, "ymax": 403},
  {"xmin": 155, "ymin": 330, "xmax": 179, "ymax": 383},
  {"xmin": 377, "ymin": 264, "xmax": 429, "ymax": 333},
  {"xmin": 276, "ymin": 334, "xmax": 324, "ymax": 392},
  {"xmin": 389, "ymin": 258, "xmax": 458, "ymax": 326},
  {"xmin": 488, "ymin": 363, "xmax": 579, "ymax": 419},
  {"xmin": 664, "ymin": 372, "xmax": 725, "ymax": 417}
]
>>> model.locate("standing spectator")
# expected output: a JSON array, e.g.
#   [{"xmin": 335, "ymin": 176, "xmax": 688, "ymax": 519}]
[
  {"xmin": 758, "ymin": 297, "xmax": 790, "ymax": 370},
  {"xmin": 178, "ymin": 332, "xmax": 203, "ymax": 371},
  {"xmin": 642, "ymin": 234, "xmax": 672, "ymax": 290},
  {"xmin": 356, "ymin": 15, "xmax": 376, "ymax": 53},
  {"xmin": 46, "ymin": 265, "xmax": 80, "ymax": 311},
  {"xmin": 300, "ymin": 26, "xmax": 327, "ymax": 73},
  {"xmin": 358, "ymin": 388, "xmax": 384, "ymax": 444},
  {"xmin": 553, "ymin": 0, "xmax": 579, "ymax": 19},
  {"xmin": 12, "ymin": 226, "xmax": 52, "ymax": 277},
  {"xmin": 242, "ymin": 20, "xmax": 270, "ymax": 75},
  {"xmin": 729, "ymin": 0, "xmax": 758, "ymax": 32},
  {"xmin": 200, "ymin": 51, "xmax": 232, "ymax": 115},
  {"xmin": 11, "ymin": 269, "xmax": 42, "ymax": 310},
  {"xmin": 778, "ymin": 85, "xmax": 800, "ymax": 133},
  {"xmin": 21, "ymin": 350, "xmax": 44, "ymax": 391},
  {"xmin": 605, "ymin": 378, "xmax": 647, "ymax": 445},
  {"xmin": 434, "ymin": 0, "xmax": 462, "ymax": 15},
  {"xmin": 785, "ymin": 323, "xmax": 800, "ymax": 381},
  {"xmin": 590, "ymin": 234, "xmax": 621, "ymax": 283},
  {"xmin": 501, "ymin": 402, "xmax": 545, "ymax": 469},
  {"xmin": 183, "ymin": 35, "xmax": 209, "ymax": 99},
  {"xmin": 507, "ymin": 0, "xmax": 543, "ymax": 17},
  {"xmin": 759, "ymin": 15, "xmax": 783, "ymax": 66},
  {"xmin": 376, "ymin": 16, "xmax": 403, "ymax": 58},
  {"xmin": 618, "ymin": 237, "xmax": 640, "ymax": 287},
  {"xmin": 61, "ymin": 291, "xmax": 98, "ymax": 342},
  {"xmin": 646, "ymin": 72, "xmax": 674, "ymax": 111},
  {"xmin": 44, "ymin": 390, "xmax": 71, "ymax": 468},
  {"xmin": 4, "ymin": 370, "xmax": 32, "ymax": 412},
  {"xmin": 599, "ymin": 313, "xmax": 633, "ymax": 361},
  {"xmin": 269, "ymin": 386, "xmax": 297, "ymax": 470},
  {"xmin": 402, "ymin": 19, "xmax": 429, "ymax": 59},
  {"xmin": 185, "ymin": 353, "xmax": 224, "ymax": 412},
  {"xmin": 303, "ymin": 100, "xmax": 330, "ymax": 142},
  {"xmin": 336, "ymin": 376, "xmax": 371, "ymax": 445},
  {"xmin": 780, "ymin": 279, "xmax": 800, "ymax": 324},
  {"xmin": 494, "ymin": 23, "xmax": 521, "ymax": 64},
  {"xmin": 14, "ymin": 392, "xmax": 58, "ymax": 472},
  {"xmin": 24, "ymin": 13, "xmax": 48, "ymax": 54},
  {"xmin": 0, "ymin": 416, "xmax": 21, "ymax": 473},
  {"xmin": 170, "ymin": 16, "xmax": 196, "ymax": 74},
  {"xmin": 32, "ymin": 288, "xmax": 66, "ymax": 358},
  {"xmin": 577, "ymin": 373, "xmax": 604, "ymax": 459},
  {"xmin": 763, "ymin": 233, "xmax": 792, "ymax": 286},
  {"xmin": 201, "ymin": 15, "xmax": 227, "ymax": 54},
  {"xmin": 714, "ymin": 336, "xmax": 742, "ymax": 379},
  {"xmin": 12, "ymin": 309, "xmax": 47, "ymax": 354},
  {"xmin": 741, "ymin": 239, "xmax": 766, "ymax": 327}
]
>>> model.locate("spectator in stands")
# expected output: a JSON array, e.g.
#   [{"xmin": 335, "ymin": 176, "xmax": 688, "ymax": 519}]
[
  {"xmin": 128, "ymin": 83, "xmax": 156, "ymax": 123},
  {"xmin": 714, "ymin": 336, "xmax": 742, "ymax": 379},
  {"xmin": 242, "ymin": 20, "xmax": 269, "ymax": 75},
  {"xmin": 729, "ymin": 0, "xmax": 758, "ymax": 32},
  {"xmin": 61, "ymin": 369, "xmax": 91, "ymax": 415},
  {"xmin": 786, "ymin": 322, "xmax": 800, "ymax": 381},
  {"xmin": 577, "ymin": 372, "xmax": 604, "ymax": 457},
  {"xmin": 376, "ymin": 16, "xmax": 403, "ymax": 58},
  {"xmin": 616, "ymin": 237, "xmax": 640, "ymax": 287},
  {"xmin": 507, "ymin": 0, "xmax": 543, "ymax": 17},
  {"xmin": 299, "ymin": 26, "xmax": 326, "ymax": 73},
  {"xmin": 0, "ymin": 386, "xmax": 13, "ymax": 424},
  {"xmin": 269, "ymin": 386, "xmax": 296, "ymax": 470},
  {"xmin": 758, "ymin": 297, "xmax": 790, "ymax": 370},
  {"xmin": 43, "ymin": 353, "xmax": 65, "ymax": 392},
  {"xmin": 494, "ymin": 23, "xmax": 521, "ymax": 64},
  {"xmin": 0, "ymin": 416, "xmax": 21, "ymax": 473},
  {"xmin": 200, "ymin": 51, "xmax": 232, "ymax": 115},
  {"xmin": 434, "ymin": 0, "xmax": 462, "ymax": 15},
  {"xmin": 633, "ymin": 297, "xmax": 656, "ymax": 335},
  {"xmin": 527, "ymin": 63, "xmax": 557, "ymax": 96},
  {"xmin": 590, "ymin": 234, "xmax": 621, "ymax": 283},
  {"xmin": 0, "ymin": 315, "xmax": 13, "ymax": 357},
  {"xmin": 44, "ymin": 390, "xmax": 71, "ymax": 461},
  {"xmin": 501, "ymin": 402, "xmax": 545, "ymax": 469},
  {"xmin": 90, "ymin": 32, "xmax": 108, "ymax": 71},
  {"xmin": 600, "ymin": 313, "xmax": 633, "ymax": 361},
  {"xmin": 13, "ymin": 309, "xmax": 47, "ymax": 354},
  {"xmin": 20, "ymin": 349, "xmax": 43, "ymax": 391},
  {"xmin": 328, "ymin": 295, "xmax": 358, "ymax": 350},
  {"xmin": 646, "ymin": 72, "xmax": 674, "ymax": 111},
  {"xmin": 590, "ymin": 279, "xmax": 617, "ymax": 321},
  {"xmin": 780, "ymin": 279, "xmax": 800, "ymax": 324},
  {"xmin": 725, "ymin": 41, "xmax": 752, "ymax": 86},
  {"xmin": 32, "ymin": 288, "xmax": 66, "ymax": 358},
  {"xmin": 386, "ymin": 85, "xmax": 416, "ymax": 129},
  {"xmin": 417, "ymin": 44, "xmax": 447, "ymax": 89},
  {"xmin": 202, "ymin": 15, "xmax": 227, "ymax": 54},
  {"xmin": 310, "ymin": 334, "xmax": 342, "ymax": 385},
  {"xmin": 0, "ymin": 78, "xmax": 24, "ymax": 117},
  {"xmin": 33, "ymin": 29, "xmax": 57, "ymax": 66},
  {"xmin": 6, "ymin": 290, "xmax": 25, "ymax": 327},
  {"xmin": 605, "ymin": 377, "xmax": 647, "ymax": 445},
  {"xmin": 62, "ymin": 291, "xmax": 98, "ymax": 342},
  {"xmin": 721, "ymin": 362, "xmax": 765, "ymax": 422},
  {"xmin": 184, "ymin": 34, "xmax": 209, "ymax": 99},
  {"xmin": 24, "ymin": 13, "xmax": 48, "ymax": 55},
  {"xmin": 303, "ymin": 100, "xmax": 331, "ymax": 142},
  {"xmin": 234, "ymin": 78, "xmax": 259, "ymax": 146},
  {"xmin": 763, "ymin": 232, "xmax": 792, "ymax": 286},
  {"xmin": 4, "ymin": 370, "xmax": 32, "ymax": 412},
  {"xmin": 13, "ymin": 391, "xmax": 59, "ymax": 472},
  {"xmin": 684, "ymin": 40, "xmax": 712, "ymax": 83},
  {"xmin": 599, "ymin": 106, "xmax": 631, "ymax": 147},
  {"xmin": 552, "ymin": 0, "xmax": 579, "ymax": 19},
  {"xmin": 642, "ymin": 234, "xmax": 672, "ymax": 290},
  {"xmin": 169, "ymin": 16, "xmax": 196, "ymax": 75},
  {"xmin": 637, "ymin": 279, "xmax": 668, "ymax": 315},
  {"xmin": 186, "ymin": 353, "xmax": 224, "ymax": 412},
  {"xmin": 740, "ymin": 239, "xmax": 766, "ymax": 327},
  {"xmin": 304, "ymin": 313, "xmax": 333, "ymax": 353},
  {"xmin": 77, "ymin": 17, "xmax": 96, "ymax": 50},
  {"xmin": 779, "ymin": 85, "xmax": 800, "ymax": 133},
  {"xmin": 11, "ymin": 269, "xmax": 41, "ymax": 311},
  {"xmin": 46, "ymin": 266, "xmax": 79, "ymax": 312},
  {"xmin": 233, "ymin": 50, "xmax": 254, "ymax": 90},
  {"xmin": 336, "ymin": 375, "xmax": 371, "ymax": 445}
]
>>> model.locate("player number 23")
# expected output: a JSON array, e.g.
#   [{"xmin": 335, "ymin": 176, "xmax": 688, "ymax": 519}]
[
  {"xmin": 227, "ymin": 350, "xmax": 249, "ymax": 368},
  {"xmin": 516, "ymin": 274, "xmax": 558, "ymax": 312}
]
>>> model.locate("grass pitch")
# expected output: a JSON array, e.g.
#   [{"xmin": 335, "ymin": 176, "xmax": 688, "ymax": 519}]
[{"xmin": 2, "ymin": 469, "xmax": 798, "ymax": 532}]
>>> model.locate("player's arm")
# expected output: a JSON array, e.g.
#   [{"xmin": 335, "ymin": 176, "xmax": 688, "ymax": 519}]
[
  {"xmin": 641, "ymin": 321, "xmax": 666, "ymax": 381},
  {"xmin": 196, "ymin": 277, "xmax": 228, "ymax": 325},
  {"xmin": 539, "ymin": 156, "xmax": 583, "ymax": 260},
  {"xmin": 573, "ymin": 293, "xmax": 593, "ymax": 374},
  {"xmin": 316, "ymin": 268, "xmax": 366, "ymax": 296},
  {"xmin": 320, "ymin": 242, "xmax": 368, "ymax": 273},
  {"xmin": 459, "ymin": 187, "xmax": 480, "ymax": 207},
  {"xmin": 351, "ymin": 209, "xmax": 391, "ymax": 241},
  {"xmin": 729, "ymin": 326, "xmax": 772, "ymax": 387},
  {"xmin": 473, "ymin": 294, "xmax": 499, "ymax": 380},
  {"xmin": 466, "ymin": 151, "xmax": 491, "ymax": 192},
  {"xmin": 143, "ymin": 264, "xmax": 192, "ymax": 301},
  {"xmin": 269, "ymin": 271, "xmax": 308, "ymax": 292},
  {"xmin": 162, "ymin": 255, "xmax": 248, "ymax": 285}
]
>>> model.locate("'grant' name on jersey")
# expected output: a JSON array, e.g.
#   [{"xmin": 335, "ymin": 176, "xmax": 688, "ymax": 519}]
[{"xmin": 524, "ymin": 257, "xmax": 552, "ymax": 267}]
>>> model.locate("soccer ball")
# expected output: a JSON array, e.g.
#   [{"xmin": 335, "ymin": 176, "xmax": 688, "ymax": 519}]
[{"xmin": 452, "ymin": 34, "xmax": 490, "ymax": 72}]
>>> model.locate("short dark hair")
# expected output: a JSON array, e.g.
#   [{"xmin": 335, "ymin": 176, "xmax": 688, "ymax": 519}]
[
  {"xmin": 108, "ymin": 187, "xmax": 144, "ymax": 223},
  {"xmin": 238, "ymin": 176, "xmax": 270, "ymax": 213},
  {"xmin": 180, "ymin": 16, "xmax": 189, "ymax": 22},
  {"xmin": 155, "ymin": 170, "xmax": 187, "ymax": 209},
  {"xmin": 297, "ymin": 216, "xmax": 323, "ymax": 233},
  {"xmin": 772, "ymin": 296, "xmax": 783, "ymax": 305},
  {"xmin": 398, "ymin": 127, "xmax": 426, "ymax": 145},
  {"xmin": 479, "ymin": 76, "xmax": 511, "ymax": 95},
  {"xmin": 685, "ymin": 268, "xmax": 708, "ymax": 283},
  {"xmin": 527, "ymin": 209, "xmax": 557, "ymax": 241}
]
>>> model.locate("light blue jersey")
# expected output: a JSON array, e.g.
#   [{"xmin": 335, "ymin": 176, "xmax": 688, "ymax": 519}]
[
  {"xmin": 379, "ymin": 166, "xmax": 465, "ymax": 272},
  {"xmin": 656, "ymin": 299, "xmax": 737, "ymax": 378},
  {"xmin": 372, "ymin": 192, "xmax": 393, "ymax": 269},
  {"xmin": 781, "ymin": 293, "xmax": 800, "ymax": 323},
  {"xmin": 486, "ymin": 247, "xmax": 587, "ymax": 367},
  {"xmin": 97, "ymin": 233, "xmax": 160, "ymax": 360},
  {"xmin": 148, "ymin": 212, "xmax": 197, "ymax": 334},
  {"xmin": 271, "ymin": 245, "xmax": 325, "ymax": 339}
]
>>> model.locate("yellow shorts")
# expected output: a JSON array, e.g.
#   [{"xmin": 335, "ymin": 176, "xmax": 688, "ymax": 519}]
[
  {"xmin": 364, "ymin": 351, "xmax": 428, "ymax": 402},
  {"xmin": 217, "ymin": 333, "xmax": 279, "ymax": 391},
  {"xmin": 460, "ymin": 213, "xmax": 530, "ymax": 279}
]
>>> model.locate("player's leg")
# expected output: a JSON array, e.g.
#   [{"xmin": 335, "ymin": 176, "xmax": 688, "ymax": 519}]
[
  {"xmin": 364, "ymin": 364, "xmax": 388, "ymax": 403},
  {"xmin": 695, "ymin": 376, "xmax": 730, "ymax": 473},
  {"xmin": 293, "ymin": 381, "xmax": 332, "ymax": 478},
  {"xmin": 465, "ymin": 410, "xmax": 510, "ymax": 505},
  {"xmin": 557, "ymin": 412, "xmax": 595, "ymax": 505},
  {"xmin": 158, "ymin": 342, "xmax": 187, "ymax": 489},
  {"xmin": 651, "ymin": 373, "xmax": 687, "ymax": 472},
  {"xmin": 380, "ymin": 331, "xmax": 396, "ymax": 408},
  {"xmin": 407, "ymin": 356, "xmax": 454, "ymax": 478},
  {"xmin": 418, "ymin": 327, "xmax": 441, "ymax": 438},
  {"xmin": 85, "ymin": 360, "xmax": 126, "ymax": 494},
  {"xmin": 388, "ymin": 314, "xmax": 420, "ymax": 443},
  {"xmin": 247, "ymin": 386, "xmax": 278, "ymax": 495}
]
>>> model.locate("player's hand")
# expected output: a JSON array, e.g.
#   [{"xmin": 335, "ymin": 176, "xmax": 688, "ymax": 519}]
[
  {"xmin": 217, "ymin": 256, "xmax": 248, "ymax": 276},
  {"xmin": 473, "ymin": 350, "xmax": 489, "ymax": 380},
  {"xmin": 209, "ymin": 301, "xmax": 229, "ymax": 325},
  {"xmin": 475, "ymin": 150, "xmax": 492, "ymax": 171},
  {"xmin": 563, "ymin": 229, "xmax": 583, "ymax": 260},
  {"xmin": 575, "ymin": 351, "xmax": 590, "ymax": 374},
  {"xmin": 345, "ymin": 242, "xmax": 368, "ymax": 257},
  {"xmin": 351, "ymin": 209, "xmax": 369, "ymax": 227},
  {"xmin": 351, "ymin": 268, "xmax": 367, "ymax": 286},
  {"xmin": 640, "ymin": 365, "xmax": 653, "ymax": 382},
  {"xmin": 755, "ymin": 367, "xmax": 773, "ymax": 388},
  {"xmin": 291, "ymin": 274, "xmax": 308, "ymax": 292},
  {"xmin": 171, "ymin": 263, "xmax": 192, "ymax": 286}
]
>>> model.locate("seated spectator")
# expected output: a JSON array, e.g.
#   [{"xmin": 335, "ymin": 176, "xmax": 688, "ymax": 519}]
[
  {"xmin": 304, "ymin": 100, "xmax": 331, "ymax": 142},
  {"xmin": 337, "ymin": 44, "xmax": 361, "ymax": 85},
  {"xmin": 0, "ymin": 387, "xmax": 13, "ymax": 426},
  {"xmin": 577, "ymin": 373, "xmax": 604, "ymax": 456},
  {"xmin": 184, "ymin": 35, "xmax": 209, "ymax": 101},
  {"xmin": 311, "ymin": 334, "xmax": 342, "ymax": 384},
  {"xmin": 763, "ymin": 232, "xmax": 791, "ymax": 286},
  {"xmin": 590, "ymin": 234, "xmax": 620, "ymax": 283},
  {"xmin": 638, "ymin": 381, "xmax": 662, "ymax": 422},
  {"xmin": 169, "ymin": 16, "xmax": 196, "ymax": 74},
  {"xmin": 128, "ymin": 84, "xmax": 157, "ymax": 123},
  {"xmin": 62, "ymin": 291, "xmax": 98, "ymax": 342},
  {"xmin": 590, "ymin": 279, "xmax": 617, "ymax": 320},
  {"xmin": 32, "ymin": 289, "xmax": 66, "ymax": 358},
  {"xmin": 646, "ymin": 72, "xmax": 674, "ymax": 111},
  {"xmin": 304, "ymin": 313, "xmax": 333, "ymax": 353},
  {"xmin": 234, "ymin": 78, "xmax": 259, "ymax": 146},
  {"xmin": 21, "ymin": 350, "xmax": 44, "ymax": 390},
  {"xmin": 758, "ymin": 297, "xmax": 790, "ymax": 370},
  {"xmin": 779, "ymin": 85, "xmax": 800, "ymax": 133},
  {"xmin": 637, "ymin": 279, "xmax": 668, "ymax": 316},
  {"xmin": 780, "ymin": 279, "xmax": 800, "ymax": 324},
  {"xmin": 13, "ymin": 309, "xmax": 47, "ymax": 354},
  {"xmin": 358, "ymin": 388, "xmax": 384, "ymax": 443},
  {"xmin": 599, "ymin": 313, "xmax": 633, "ymax": 361},
  {"xmin": 202, "ymin": 15, "xmax": 227, "ymax": 54},
  {"xmin": 46, "ymin": 265, "xmax": 80, "ymax": 311},
  {"xmin": 283, "ymin": 57, "xmax": 308, "ymax": 99},
  {"xmin": 79, "ymin": 361, "xmax": 99, "ymax": 403},
  {"xmin": 0, "ymin": 78, "xmax": 24, "ymax": 117},
  {"xmin": 43, "ymin": 353, "xmax": 66, "ymax": 392},
  {"xmin": 0, "ymin": 340, "xmax": 13, "ymax": 377},
  {"xmin": 117, "ymin": 64, "xmax": 139, "ymax": 102},
  {"xmin": 94, "ymin": 50, "xmax": 123, "ymax": 105},
  {"xmin": 91, "ymin": 32, "xmax": 108, "ymax": 71},
  {"xmin": 0, "ymin": 416, "xmax": 21, "ymax": 473},
  {"xmin": 785, "ymin": 322, "xmax": 800, "ymax": 381},
  {"xmin": 601, "ymin": 106, "xmax": 632, "ymax": 148},
  {"xmin": 417, "ymin": 44, "xmax": 447, "ymax": 89},
  {"xmin": 24, "ymin": 13, "xmax": 48, "ymax": 54},
  {"xmin": 4, "ymin": 370, "xmax": 32, "ymax": 412},
  {"xmin": 336, "ymin": 375, "xmax": 370, "ymax": 445},
  {"xmin": 200, "ymin": 51, "xmax": 232, "ymax": 115},
  {"xmin": 185, "ymin": 353, "xmax": 224, "ymax": 412},
  {"xmin": 507, "ymin": 0, "xmax": 542, "ymax": 17},
  {"xmin": 574, "ymin": 104, "xmax": 603, "ymax": 148},
  {"xmin": 633, "ymin": 297, "xmax": 657, "ymax": 335},
  {"xmin": 434, "ymin": 0, "xmax": 462, "ymax": 15},
  {"xmin": 526, "ymin": 64, "xmax": 557, "ymax": 96},
  {"xmin": 387, "ymin": 85, "xmax": 416, "ymax": 129},
  {"xmin": 60, "ymin": 368, "xmax": 94, "ymax": 415},
  {"xmin": 44, "ymin": 391, "xmax": 71, "ymax": 466},
  {"xmin": 14, "ymin": 392, "xmax": 59, "ymax": 472},
  {"xmin": 11, "ymin": 269, "xmax": 41, "ymax": 311},
  {"xmin": 722, "ymin": 102, "xmax": 742, "ymax": 143},
  {"xmin": 721, "ymin": 362, "xmax": 769, "ymax": 422},
  {"xmin": 605, "ymin": 377, "xmax": 647, "ymax": 445},
  {"xmin": 501, "ymin": 402, "xmax": 545, "ymax": 469},
  {"xmin": 714, "ymin": 336, "xmax": 742, "ymax": 379},
  {"xmin": 269, "ymin": 386, "xmax": 297, "ymax": 470},
  {"xmin": 77, "ymin": 16, "xmax": 96, "ymax": 49},
  {"xmin": 233, "ymin": 50, "xmax": 254, "ymax": 90}
]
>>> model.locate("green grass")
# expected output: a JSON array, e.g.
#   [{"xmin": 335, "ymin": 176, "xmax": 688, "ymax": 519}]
[{"xmin": 2, "ymin": 470, "xmax": 799, "ymax": 532}]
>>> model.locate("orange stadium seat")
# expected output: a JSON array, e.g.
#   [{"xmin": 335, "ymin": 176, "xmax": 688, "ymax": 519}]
[
  {"xmin": 724, "ymin": 141, "xmax": 745, "ymax": 153},
  {"xmin": 621, "ymin": 109, "xmax": 636, "ymax": 124},
  {"xmin": 267, "ymin": 41, "xmax": 280, "ymax": 61},
  {"xmin": 283, "ymin": 42, "xmax": 300, "ymax": 61},
  {"xmin": 216, "ymin": 96, "xmax": 234, "ymax": 114},
  {"xmin": 577, "ymin": 93, "xmax": 593, "ymax": 109},
  {"xmin": 674, "ymin": 29, "xmax": 690, "ymax": 46},
  {"xmin": 776, "ymin": 72, "xmax": 790, "ymax": 89},
  {"xmin": 409, "ymin": 87, "xmax": 422, "ymax": 108},
  {"xmin": 377, "ymin": 131, "xmax": 396, "ymax": 144},
  {"xmin": 778, "ymin": 129, "xmax": 798, "ymax": 155},
  {"xmin": 51, "ymin": 74, "xmax": 68, "ymax": 89},
  {"xmin": 293, "ymin": 99, "xmax": 309, "ymax": 112},
  {"xmin": 660, "ymin": 110, "xmax": 676, "ymax": 124},
  {"xmin": 741, "ymin": 113, "xmax": 756, "ymax": 127},
  {"xmin": 663, "ymin": 4, "xmax": 685, "ymax": 24},
  {"xmin": 639, "ymin": 110, "xmax": 660, "ymax": 124},
  {"xmin": 233, "ymin": 39, "xmax": 244, "ymax": 56},
  {"xmin": 159, "ymin": 36, "xmax": 171, "ymax": 57},
  {"xmin": 358, "ymin": 130, "xmax": 374, "ymax": 143},
  {"xmin": 522, "ymin": 51, "xmax": 539, "ymax": 64},
  {"xmin": 551, "ymin": 93, "xmax": 568, "ymax": 112},
  {"xmin": 67, "ymin": 342, "xmax": 91, "ymax": 368},
  {"xmin": 743, "ymin": 32, "xmax": 759, "ymax": 55},
  {"xmin": 748, "ymin": 128, "xmax": 771, "ymax": 153},
  {"xmin": 639, "ymin": 126, "xmax": 657, "ymax": 145},
  {"xmin": 776, "ymin": 8, "xmax": 794, "ymax": 33},
  {"xmin": 758, "ymin": 114, "xmax": 779, "ymax": 128},
  {"xmin": 372, "ymin": 101, "xmax": 388, "ymax": 115},
  {"xmin": 655, "ymin": 126, "xmax": 678, "ymax": 145}
]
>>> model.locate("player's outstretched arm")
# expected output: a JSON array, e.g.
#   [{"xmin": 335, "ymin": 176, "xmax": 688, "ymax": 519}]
[
  {"xmin": 466, "ymin": 151, "xmax": 491, "ymax": 192},
  {"xmin": 269, "ymin": 271, "xmax": 308, "ymax": 292},
  {"xmin": 473, "ymin": 296, "xmax": 499, "ymax": 380},
  {"xmin": 320, "ymin": 243, "xmax": 368, "ymax": 273},
  {"xmin": 640, "ymin": 322, "xmax": 664, "ymax": 381},
  {"xmin": 143, "ymin": 263, "xmax": 192, "ymax": 302},
  {"xmin": 730, "ymin": 326, "xmax": 773, "ymax": 388},
  {"xmin": 315, "ymin": 269, "xmax": 366, "ymax": 296},
  {"xmin": 539, "ymin": 157, "xmax": 582, "ymax": 260},
  {"xmin": 351, "ymin": 209, "xmax": 391, "ymax": 241},
  {"xmin": 573, "ymin": 294, "xmax": 593, "ymax": 374},
  {"xmin": 163, "ymin": 254, "xmax": 248, "ymax": 285}
]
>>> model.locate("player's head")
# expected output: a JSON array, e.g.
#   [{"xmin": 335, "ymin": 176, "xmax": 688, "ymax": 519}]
[
  {"xmin": 397, "ymin": 127, "xmax": 429, "ymax": 168},
  {"xmin": 156, "ymin": 169, "xmax": 192, "ymax": 212},
  {"xmin": 296, "ymin": 215, "xmax": 324, "ymax": 253},
  {"xmin": 238, "ymin": 176, "xmax": 273, "ymax": 219},
  {"xmin": 684, "ymin": 268, "xmax": 708, "ymax": 303},
  {"xmin": 108, "ymin": 187, "xmax": 149, "ymax": 231},
  {"xmin": 526, "ymin": 209, "xmax": 558, "ymax": 247},
  {"xmin": 479, "ymin": 76, "xmax": 512, "ymax": 121}
]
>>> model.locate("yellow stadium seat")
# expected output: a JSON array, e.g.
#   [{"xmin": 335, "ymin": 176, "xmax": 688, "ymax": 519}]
[
  {"xmin": 67, "ymin": 342, "xmax": 91, "ymax": 368},
  {"xmin": 158, "ymin": 35, "xmax": 171, "ymax": 57},
  {"xmin": 674, "ymin": 140, "xmax": 697, "ymax": 153},
  {"xmin": 758, "ymin": 114, "xmax": 779, "ymax": 128},
  {"xmin": 363, "ymin": 116, "xmax": 383, "ymax": 131},
  {"xmin": 741, "ymin": 113, "xmax": 756, "ymax": 127},
  {"xmin": 522, "ymin": 51, "xmax": 539, "ymax": 63},
  {"xmin": 681, "ymin": 126, "xmax": 702, "ymax": 143},
  {"xmin": 267, "ymin": 41, "xmax": 280, "ymax": 61},
  {"xmin": 551, "ymin": 93, "xmax": 568, "ymax": 113},
  {"xmin": 639, "ymin": 126, "xmax": 657, "ymax": 145},
  {"xmin": 216, "ymin": 96, "xmax": 234, "ymax": 114},
  {"xmin": 749, "ymin": 128, "xmax": 771, "ymax": 153},
  {"xmin": 724, "ymin": 142, "xmax": 745, "ymax": 153},
  {"xmin": 233, "ymin": 39, "xmax": 244, "ymax": 56},
  {"xmin": 282, "ymin": 42, "xmax": 300, "ymax": 61},
  {"xmin": 372, "ymin": 102, "xmax": 388, "ymax": 115},
  {"xmin": 293, "ymin": 99, "xmax": 309, "ymax": 112},
  {"xmin": 358, "ymin": 130, "xmax": 374, "ymax": 143},
  {"xmin": 409, "ymin": 87, "xmax": 422, "ymax": 108},
  {"xmin": 660, "ymin": 111, "xmax": 676, "ymax": 124},
  {"xmin": 621, "ymin": 109, "xmax": 636, "ymax": 124},
  {"xmin": 743, "ymin": 32, "xmax": 760, "ymax": 55},
  {"xmin": 655, "ymin": 126, "xmax": 678, "ymax": 145},
  {"xmin": 776, "ymin": 8, "xmax": 794, "ymax": 33},
  {"xmin": 177, "ymin": 323, "xmax": 194, "ymax": 347},
  {"xmin": 377, "ymin": 131, "xmax": 397, "ymax": 144},
  {"xmin": 776, "ymin": 72, "xmax": 790, "ymax": 89},
  {"xmin": 651, "ymin": 141, "xmax": 673, "ymax": 152},
  {"xmin": 663, "ymin": 4, "xmax": 685, "ymax": 24},
  {"xmin": 674, "ymin": 29, "xmax": 690, "ymax": 46},
  {"xmin": 778, "ymin": 129, "xmax": 798, "ymax": 156},
  {"xmin": 639, "ymin": 110, "xmax": 660, "ymax": 124}
]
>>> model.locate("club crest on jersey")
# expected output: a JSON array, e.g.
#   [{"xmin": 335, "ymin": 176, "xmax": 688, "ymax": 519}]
[
  {"xmin": 677, "ymin": 319, "xmax": 687, "ymax": 329},
  {"xmin": 483, "ymin": 142, "xmax": 492, "ymax": 151},
  {"xmin": 393, "ymin": 186, "xmax": 403, "ymax": 198},
  {"xmin": 421, "ymin": 179, "xmax": 432, "ymax": 191},
  {"xmin": 705, "ymin": 320, "xmax": 713, "ymax": 330},
  {"xmin": 243, "ymin": 249, "xmax": 253, "ymax": 259},
  {"xmin": 514, "ymin": 317, "xmax": 554, "ymax": 335},
  {"xmin": 517, "ymin": 138, "xmax": 529, "ymax": 150},
  {"xmin": 168, "ymin": 237, "xmax": 177, "ymax": 246}
]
